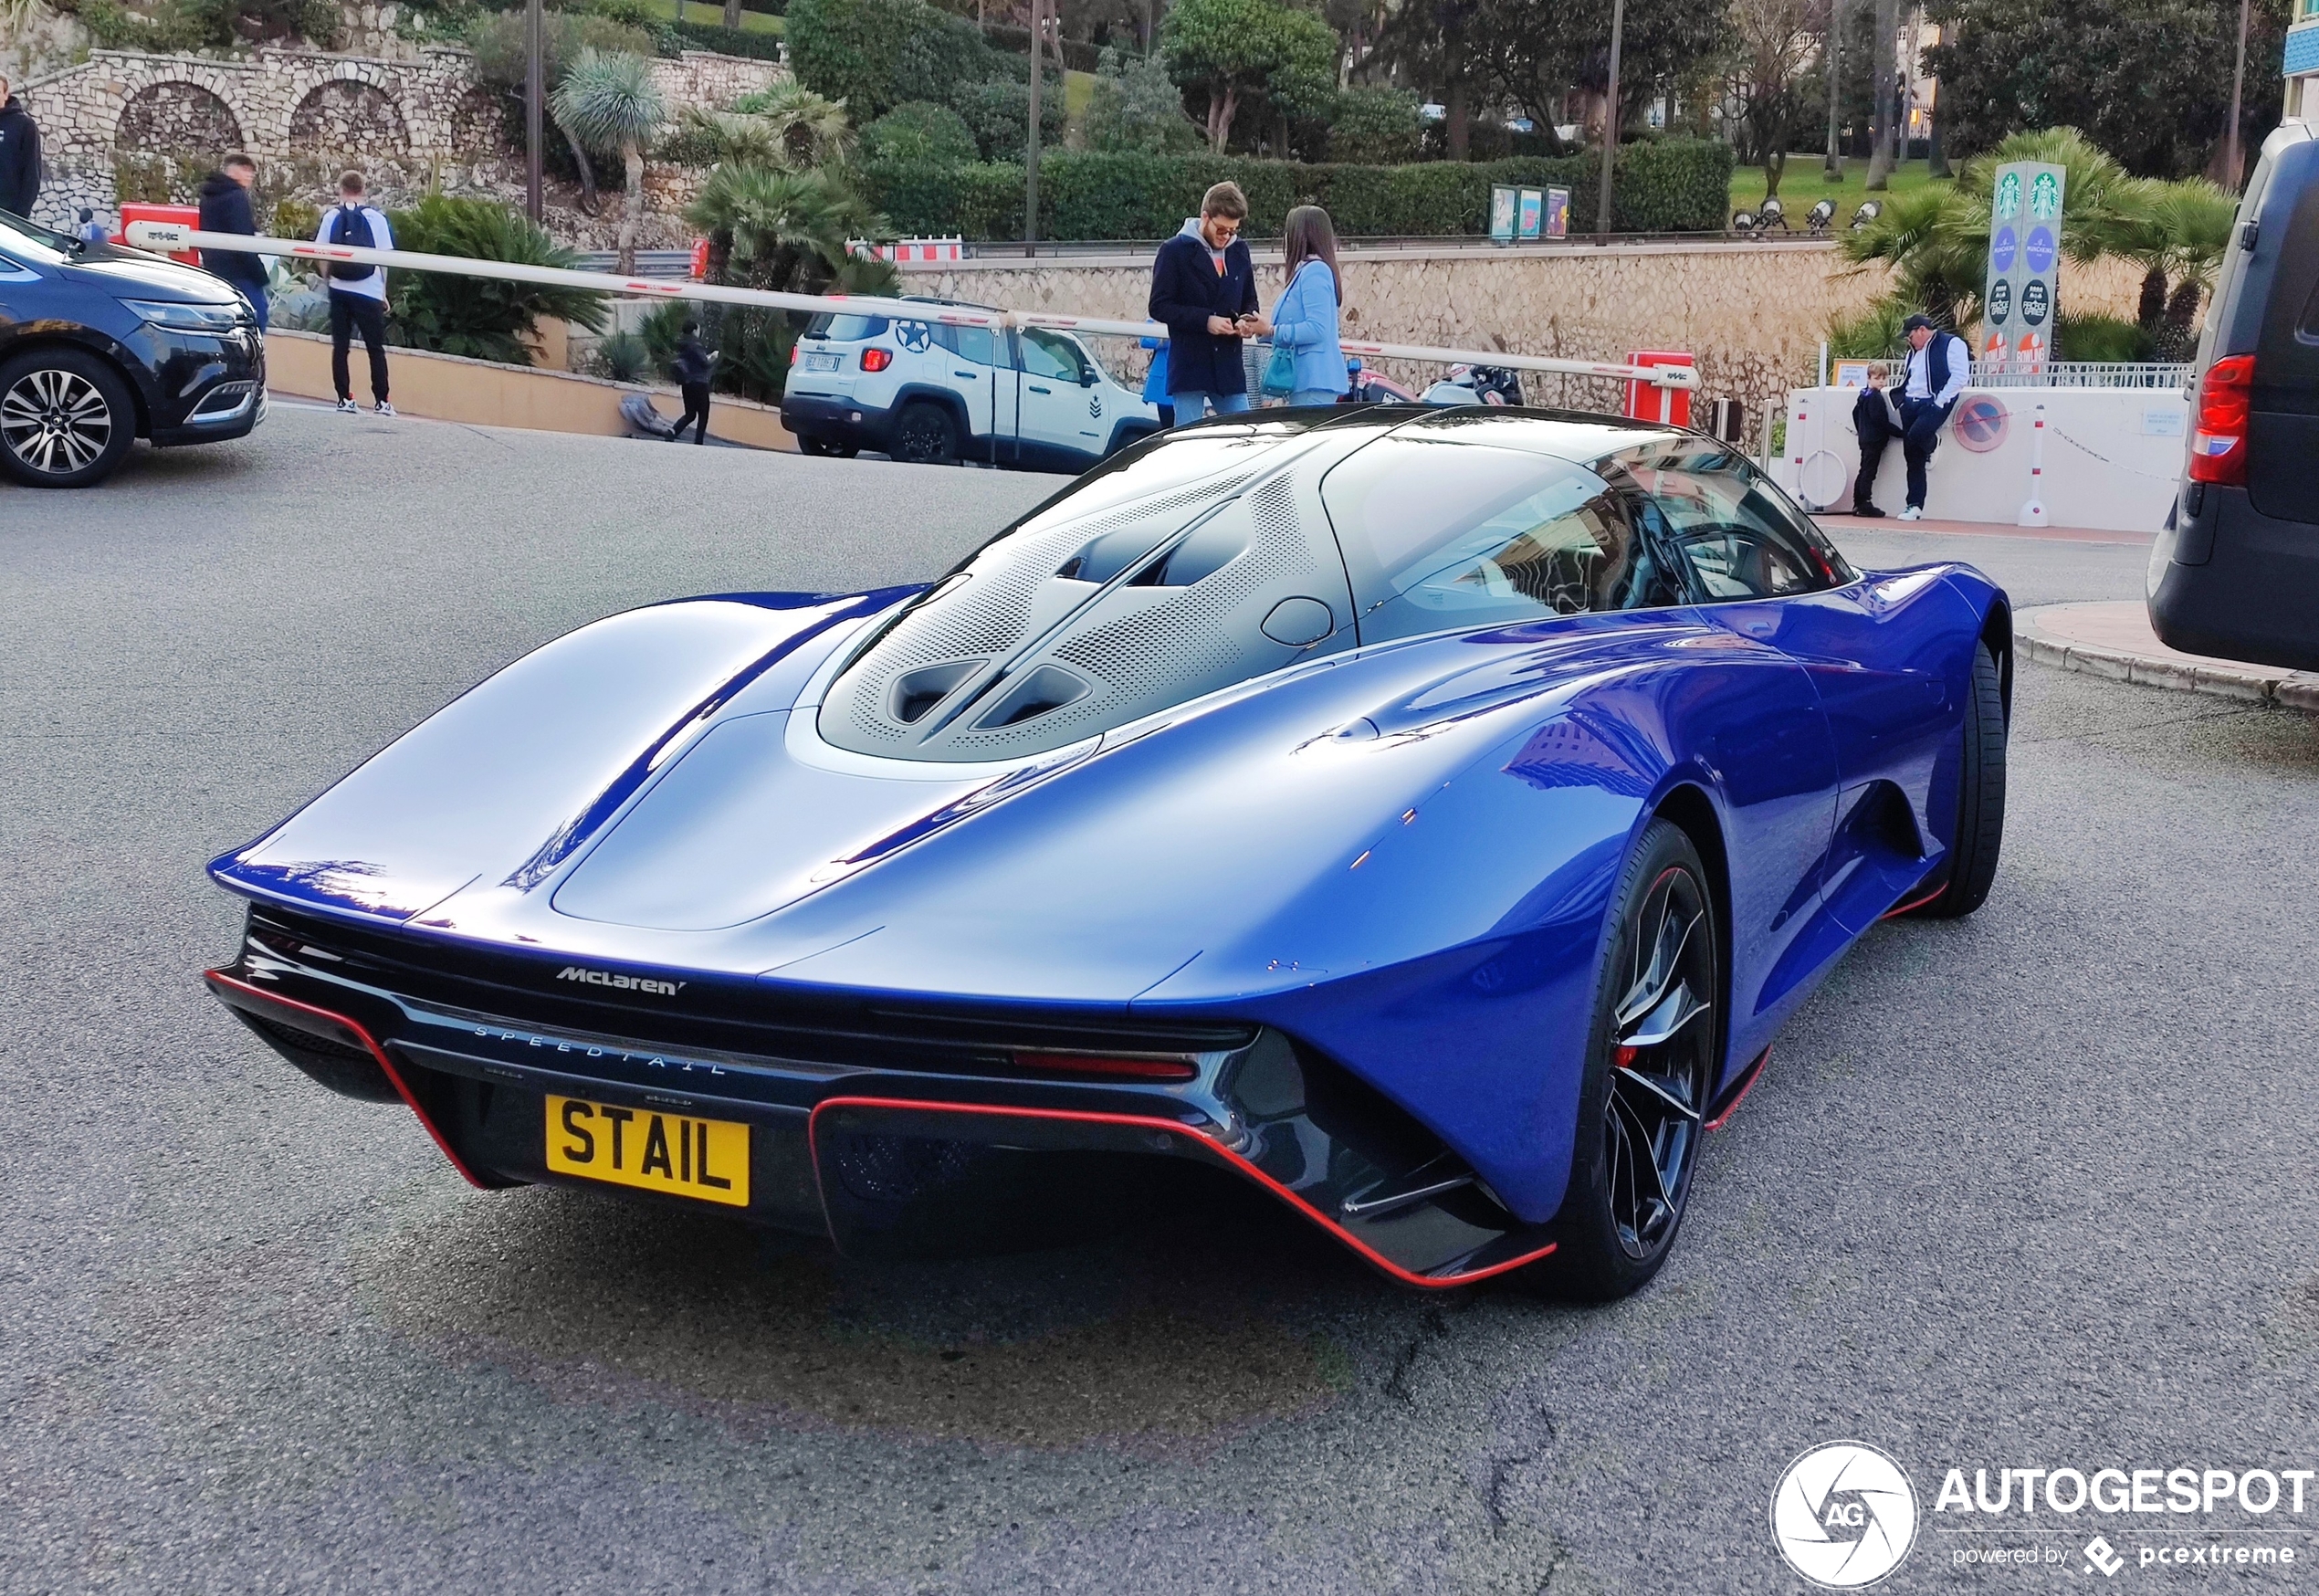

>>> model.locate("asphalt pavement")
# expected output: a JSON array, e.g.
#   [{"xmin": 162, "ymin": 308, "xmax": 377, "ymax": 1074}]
[{"xmin": 3, "ymin": 412, "xmax": 2314, "ymax": 1595}]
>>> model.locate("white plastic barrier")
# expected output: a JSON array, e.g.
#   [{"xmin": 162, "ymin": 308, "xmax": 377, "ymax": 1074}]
[
  {"xmin": 124, "ymin": 222, "xmax": 1700, "ymax": 392},
  {"xmin": 1772, "ymin": 383, "xmax": 2188, "ymax": 534}
]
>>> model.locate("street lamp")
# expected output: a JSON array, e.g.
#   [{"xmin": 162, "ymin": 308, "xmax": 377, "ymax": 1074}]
[
  {"xmin": 1024, "ymin": 0, "xmax": 1043, "ymax": 257},
  {"xmin": 1595, "ymin": 0, "xmax": 1625, "ymax": 236},
  {"xmin": 525, "ymin": 0, "xmax": 543, "ymax": 224}
]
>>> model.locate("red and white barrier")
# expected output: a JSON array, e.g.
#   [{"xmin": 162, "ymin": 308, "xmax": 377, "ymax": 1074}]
[
  {"xmin": 123, "ymin": 221, "xmax": 1701, "ymax": 393},
  {"xmin": 850, "ymin": 236, "xmax": 967, "ymax": 264}
]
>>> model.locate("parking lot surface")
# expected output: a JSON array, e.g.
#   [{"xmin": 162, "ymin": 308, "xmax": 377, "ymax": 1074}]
[{"xmin": 4, "ymin": 414, "xmax": 2314, "ymax": 1594}]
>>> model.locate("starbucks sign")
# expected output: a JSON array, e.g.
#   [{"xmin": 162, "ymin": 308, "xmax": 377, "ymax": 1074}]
[{"xmin": 1981, "ymin": 160, "xmax": 2066, "ymax": 371}]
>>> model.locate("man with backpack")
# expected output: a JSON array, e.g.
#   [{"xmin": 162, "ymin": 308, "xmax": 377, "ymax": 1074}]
[{"xmin": 313, "ymin": 171, "xmax": 395, "ymax": 416}]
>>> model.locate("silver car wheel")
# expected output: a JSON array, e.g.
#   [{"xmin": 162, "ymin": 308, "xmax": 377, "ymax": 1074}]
[{"xmin": 1, "ymin": 367, "xmax": 117, "ymax": 476}]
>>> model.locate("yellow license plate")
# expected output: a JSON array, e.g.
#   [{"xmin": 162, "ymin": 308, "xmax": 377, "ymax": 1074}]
[{"xmin": 545, "ymin": 1095, "xmax": 750, "ymax": 1207}]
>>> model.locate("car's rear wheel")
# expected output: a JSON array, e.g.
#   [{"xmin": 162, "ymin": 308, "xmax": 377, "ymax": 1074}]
[
  {"xmin": 1905, "ymin": 639, "xmax": 2007, "ymax": 919},
  {"xmin": 1538, "ymin": 817, "xmax": 1720, "ymax": 1300},
  {"xmin": 890, "ymin": 401, "xmax": 959, "ymax": 466},
  {"xmin": 0, "ymin": 347, "xmax": 137, "ymax": 488}
]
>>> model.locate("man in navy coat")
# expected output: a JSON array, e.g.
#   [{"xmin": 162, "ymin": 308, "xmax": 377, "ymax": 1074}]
[{"xmin": 1148, "ymin": 182, "xmax": 1259, "ymax": 419}]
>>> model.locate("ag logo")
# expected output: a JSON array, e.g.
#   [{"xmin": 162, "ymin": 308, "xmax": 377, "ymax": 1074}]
[{"xmin": 1769, "ymin": 1442, "xmax": 1918, "ymax": 1588}]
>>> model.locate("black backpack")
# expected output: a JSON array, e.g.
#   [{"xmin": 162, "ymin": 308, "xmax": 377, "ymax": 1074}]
[{"xmin": 327, "ymin": 205, "xmax": 376, "ymax": 283}]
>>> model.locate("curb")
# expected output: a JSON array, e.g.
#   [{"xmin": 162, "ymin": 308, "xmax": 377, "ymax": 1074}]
[{"xmin": 2017, "ymin": 605, "xmax": 2319, "ymax": 713}]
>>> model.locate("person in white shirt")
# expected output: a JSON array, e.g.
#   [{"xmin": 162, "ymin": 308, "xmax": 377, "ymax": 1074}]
[
  {"xmin": 1850, "ymin": 312, "xmax": 1970, "ymax": 520},
  {"xmin": 313, "ymin": 170, "xmax": 396, "ymax": 417}
]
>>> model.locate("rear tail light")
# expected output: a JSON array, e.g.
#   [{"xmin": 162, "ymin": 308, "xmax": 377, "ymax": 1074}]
[
  {"xmin": 2188, "ymin": 354, "xmax": 2255, "ymax": 486},
  {"xmin": 1012, "ymin": 1050, "xmax": 1198, "ymax": 1083},
  {"xmin": 790, "ymin": 343, "xmax": 802, "ymax": 365},
  {"xmin": 860, "ymin": 347, "xmax": 893, "ymax": 373}
]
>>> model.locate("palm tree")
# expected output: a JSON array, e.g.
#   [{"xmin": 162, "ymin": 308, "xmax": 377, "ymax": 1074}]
[
  {"xmin": 552, "ymin": 50, "xmax": 667, "ymax": 275},
  {"xmin": 703, "ymin": 84, "xmax": 856, "ymax": 170},
  {"xmin": 685, "ymin": 163, "xmax": 882, "ymax": 291}
]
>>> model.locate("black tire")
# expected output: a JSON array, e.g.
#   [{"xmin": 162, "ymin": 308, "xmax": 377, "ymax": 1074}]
[
  {"xmin": 1535, "ymin": 817, "xmax": 1721, "ymax": 1301},
  {"xmin": 1906, "ymin": 639, "xmax": 2007, "ymax": 919},
  {"xmin": 889, "ymin": 401, "xmax": 959, "ymax": 466},
  {"xmin": 0, "ymin": 346, "xmax": 137, "ymax": 488},
  {"xmin": 796, "ymin": 435, "xmax": 859, "ymax": 459}
]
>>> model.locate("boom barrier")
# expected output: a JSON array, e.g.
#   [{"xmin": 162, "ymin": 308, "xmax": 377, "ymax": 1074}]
[{"xmin": 122, "ymin": 221, "xmax": 1701, "ymax": 392}]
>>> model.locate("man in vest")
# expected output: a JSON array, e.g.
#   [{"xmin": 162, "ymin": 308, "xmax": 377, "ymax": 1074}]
[{"xmin": 1850, "ymin": 312, "xmax": 1970, "ymax": 520}]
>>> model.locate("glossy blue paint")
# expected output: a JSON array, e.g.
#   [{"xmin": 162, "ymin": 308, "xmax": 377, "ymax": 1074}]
[{"xmin": 209, "ymin": 414, "xmax": 2009, "ymax": 1235}]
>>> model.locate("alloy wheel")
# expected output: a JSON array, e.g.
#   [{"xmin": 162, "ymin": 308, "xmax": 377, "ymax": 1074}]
[
  {"xmin": 1602, "ymin": 865, "xmax": 1716, "ymax": 1259},
  {"xmin": 1, "ymin": 368, "xmax": 115, "ymax": 477}
]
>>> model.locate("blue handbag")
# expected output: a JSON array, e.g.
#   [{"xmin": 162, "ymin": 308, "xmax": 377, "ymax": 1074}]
[{"xmin": 1261, "ymin": 340, "xmax": 1296, "ymax": 398}]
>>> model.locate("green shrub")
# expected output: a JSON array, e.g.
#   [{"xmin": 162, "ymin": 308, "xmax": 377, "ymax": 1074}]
[
  {"xmin": 662, "ymin": 17, "xmax": 785, "ymax": 58},
  {"xmin": 862, "ymin": 100, "xmax": 980, "ymax": 165},
  {"xmin": 385, "ymin": 194, "xmax": 609, "ymax": 364},
  {"xmin": 591, "ymin": 329, "xmax": 654, "ymax": 382},
  {"xmin": 1327, "ymin": 86, "xmax": 1423, "ymax": 164},
  {"xmin": 785, "ymin": 0, "xmax": 997, "ymax": 121},
  {"xmin": 861, "ymin": 159, "xmax": 1025, "ymax": 239},
  {"xmin": 949, "ymin": 71, "xmax": 1065, "ymax": 163},
  {"xmin": 2055, "ymin": 311, "xmax": 2156, "ymax": 362},
  {"xmin": 1083, "ymin": 45, "xmax": 1204, "ymax": 155},
  {"xmin": 271, "ymin": 198, "xmax": 321, "ymax": 239}
]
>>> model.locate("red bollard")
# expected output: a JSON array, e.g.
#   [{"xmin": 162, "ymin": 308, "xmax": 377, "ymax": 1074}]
[{"xmin": 1623, "ymin": 350, "xmax": 1695, "ymax": 427}]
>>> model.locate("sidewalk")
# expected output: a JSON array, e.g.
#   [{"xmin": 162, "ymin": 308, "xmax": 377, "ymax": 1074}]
[
  {"xmin": 1814, "ymin": 511, "xmax": 2153, "ymax": 545},
  {"xmin": 2017, "ymin": 601, "xmax": 2319, "ymax": 711}
]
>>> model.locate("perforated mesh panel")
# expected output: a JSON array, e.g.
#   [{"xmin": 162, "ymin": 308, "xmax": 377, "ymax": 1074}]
[{"xmin": 817, "ymin": 459, "xmax": 1348, "ymax": 762}]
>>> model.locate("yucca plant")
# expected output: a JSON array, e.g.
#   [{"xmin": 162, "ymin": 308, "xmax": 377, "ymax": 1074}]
[{"xmin": 553, "ymin": 49, "xmax": 667, "ymax": 276}]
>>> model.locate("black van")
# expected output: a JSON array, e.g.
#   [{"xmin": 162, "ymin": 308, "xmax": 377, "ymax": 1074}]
[
  {"xmin": 0, "ymin": 208, "xmax": 265, "ymax": 488},
  {"xmin": 2146, "ymin": 120, "xmax": 2319, "ymax": 671}
]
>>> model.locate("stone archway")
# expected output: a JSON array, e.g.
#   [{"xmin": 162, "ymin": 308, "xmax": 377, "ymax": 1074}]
[
  {"xmin": 288, "ymin": 79, "xmax": 410, "ymax": 155},
  {"xmin": 113, "ymin": 80, "xmax": 247, "ymax": 158}
]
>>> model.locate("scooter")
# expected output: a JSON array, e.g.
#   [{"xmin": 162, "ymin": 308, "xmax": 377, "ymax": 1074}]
[{"xmin": 1418, "ymin": 362, "xmax": 1523, "ymax": 406}]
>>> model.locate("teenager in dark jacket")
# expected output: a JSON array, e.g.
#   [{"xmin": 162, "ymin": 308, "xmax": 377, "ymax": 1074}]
[
  {"xmin": 669, "ymin": 321, "xmax": 715, "ymax": 444},
  {"xmin": 1147, "ymin": 181, "xmax": 1258, "ymax": 418},
  {"xmin": 0, "ymin": 79, "xmax": 41, "ymax": 220},
  {"xmin": 197, "ymin": 154, "xmax": 271, "ymax": 330}
]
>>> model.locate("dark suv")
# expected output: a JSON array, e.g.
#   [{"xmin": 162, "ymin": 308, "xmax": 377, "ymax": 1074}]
[
  {"xmin": 0, "ymin": 208, "xmax": 265, "ymax": 488},
  {"xmin": 2147, "ymin": 120, "xmax": 2319, "ymax": 669}
]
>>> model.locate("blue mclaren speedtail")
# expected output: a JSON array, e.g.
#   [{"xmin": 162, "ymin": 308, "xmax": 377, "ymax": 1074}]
[{"xmin": 205, "ymin": 406, "xmax": 2009, "ymax": 1298}]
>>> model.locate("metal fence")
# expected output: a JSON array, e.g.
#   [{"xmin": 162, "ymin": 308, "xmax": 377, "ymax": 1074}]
[{"xmin": 1968, "ymin": 361, "xmax": 2195, "ymax": 391}]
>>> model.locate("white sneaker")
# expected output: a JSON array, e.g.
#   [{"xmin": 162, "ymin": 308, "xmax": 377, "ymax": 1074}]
[
  {"xmin": 373, "ymin": 402, "xmax": 397, "ymax": 417},
  {"xmin": 1898, "ymin": 505, "xmax": 1924, "ymax": 520},
  {"xmin": 335, "ymin": 398, "xmax": 358, "ymax": 415}
]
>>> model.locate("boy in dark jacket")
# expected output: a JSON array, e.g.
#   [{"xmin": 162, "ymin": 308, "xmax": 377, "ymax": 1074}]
[
  {"xmin": 1148, "ymin": 182, "xmax": 1258, "ymax": 418},
  {"xmin": 0, "ymin": 79, "xmax": 41, "ymax": 220},
  {"xmin": 197, "ymin": 154, "xmax": 271, "ymax": 331}
]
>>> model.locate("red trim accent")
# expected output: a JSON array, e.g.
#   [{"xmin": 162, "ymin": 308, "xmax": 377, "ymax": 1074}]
[
  {"xmin": 204, "ymin": 970, "xmax": 497, "ymax": 1191},
  {"xmin": 806, "ymin": 1095, "xmax": 1555, "ymax": 1289},
  {"xmin": 1704, "ymin": 1046, "xmax": 1770, "ymax": 1132},
  {"xmin": 1881, "ymin": 882, "xmax": 1946, "ymax": 919}
]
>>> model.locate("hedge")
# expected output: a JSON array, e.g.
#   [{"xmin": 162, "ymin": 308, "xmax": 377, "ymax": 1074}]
[
  {"xmin": 862, "ymin": 140, "xmax": 1735, "ymax": 240},
  {"xmin": 659, "ymin": 17, "xmax": 784, "ymax": 58}
]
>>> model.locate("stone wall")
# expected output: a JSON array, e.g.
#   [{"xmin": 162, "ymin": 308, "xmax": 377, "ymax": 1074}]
[
  {"xmin": 20, "ymin": 44, "xmax": 785, "ymax": 234},
  {"xmin": 903, "ymin": 242, "xmax": 2150, "ymax": 420}
]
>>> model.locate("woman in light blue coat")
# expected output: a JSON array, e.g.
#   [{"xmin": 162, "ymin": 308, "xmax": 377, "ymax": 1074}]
[{"xmin": 1252, "ymin": 205, "xmax": 1348, "ymax": 408}]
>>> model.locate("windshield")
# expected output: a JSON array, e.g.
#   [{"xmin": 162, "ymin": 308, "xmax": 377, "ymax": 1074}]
[{"xmin": 0, "ymin": 211, "xmax": 75, "ymax": 265}]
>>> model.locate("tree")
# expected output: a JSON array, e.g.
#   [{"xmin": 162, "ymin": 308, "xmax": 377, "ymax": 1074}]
[
  {"xmin": 1925, "ymin": 0, "xmax": 2293, "ymax": 179},
  {"xmin": 1727, "ymin": 0, "xmax": 1821, "ymax": 197},
  {"xmin": 552, "ymin": 50, "xmax": 667, "ymax": 276},
  {"xmin": 1461, "ymin": 0, "xmax": 1726, "ymax": 149},
  {"xmin": 1084, "ymin": 44, "xmax": 1206, "ymax": 152},
  {"xmin": 468, "ymin": 11, "xmax": 658, "ymax": 213},
  {"xmin": 1160, "ymin": 0, "xmax": 1339, "ymax": 152}
]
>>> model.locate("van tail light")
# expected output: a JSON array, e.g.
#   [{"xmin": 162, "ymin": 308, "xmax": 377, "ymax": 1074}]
[
  {"xmin": 860, "ymin": 347, "xmax": 893, "ymax": 373},
  {"xmin": 2188, "ymin": 354, "xmax": 2255, "ymax": 486}
]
